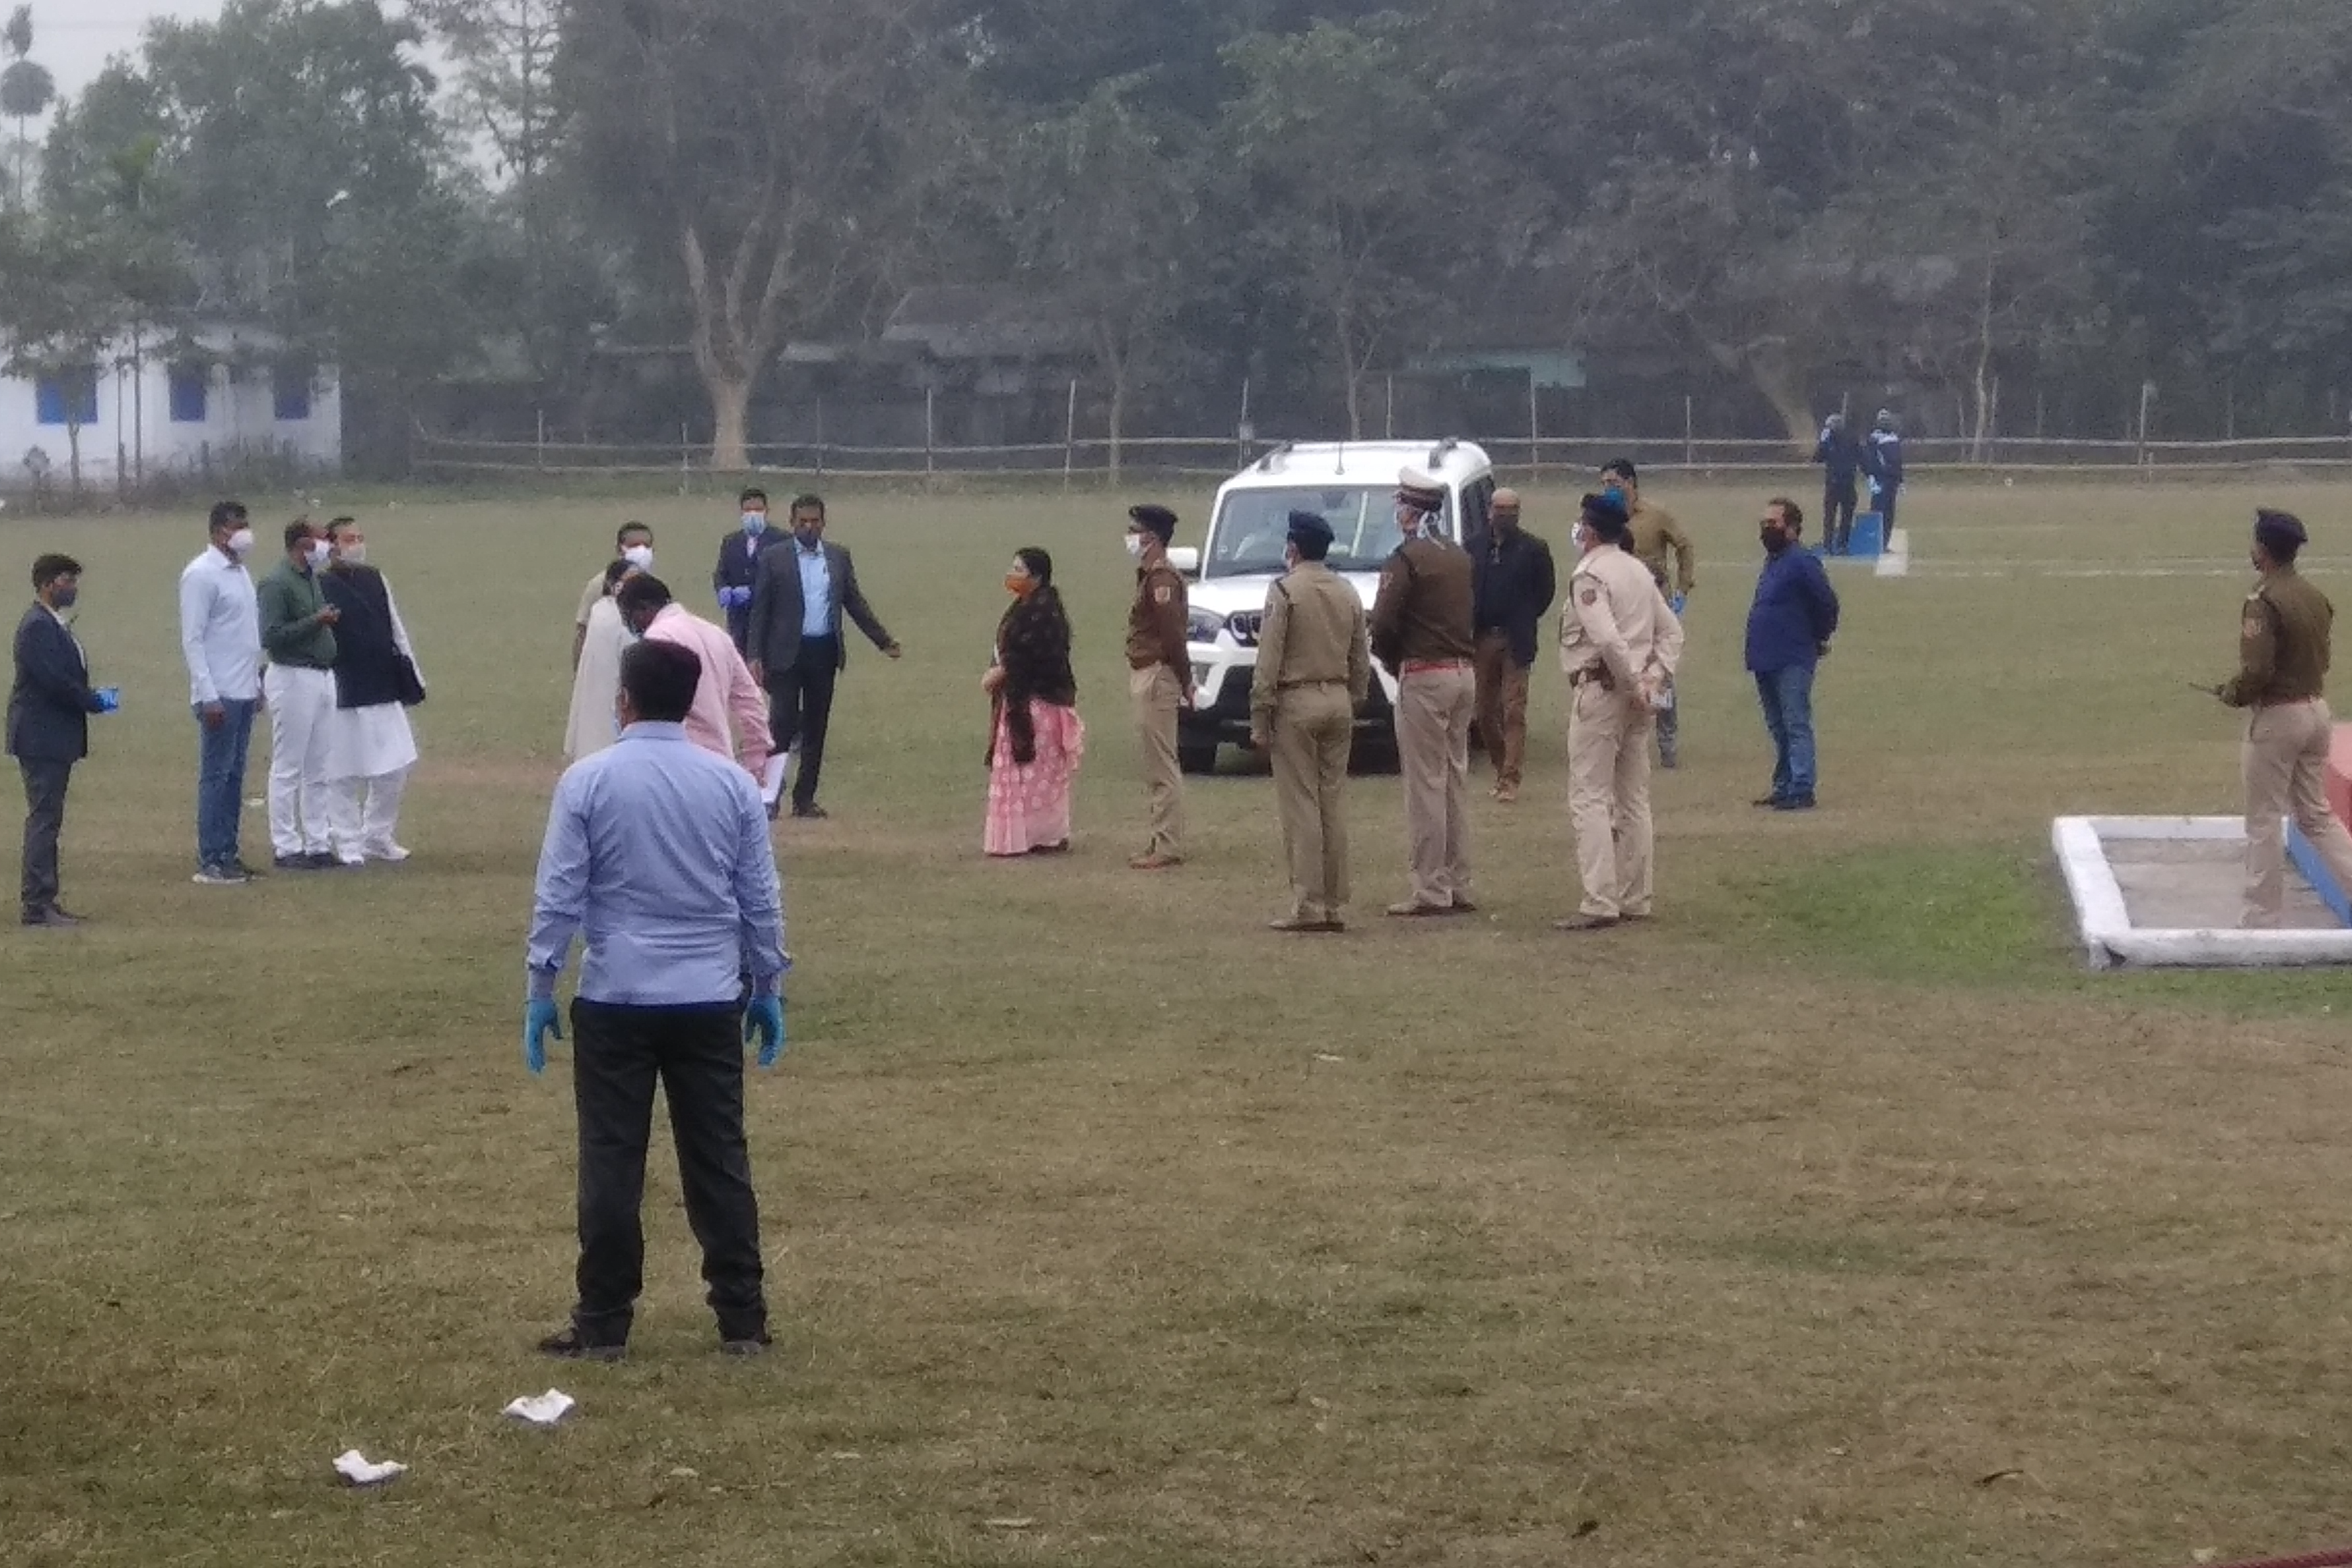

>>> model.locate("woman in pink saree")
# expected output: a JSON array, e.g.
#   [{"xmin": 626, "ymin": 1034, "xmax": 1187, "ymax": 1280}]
[{"xmin": 983, "ymin": 547, "xmax": 1084, "ymax": 856}]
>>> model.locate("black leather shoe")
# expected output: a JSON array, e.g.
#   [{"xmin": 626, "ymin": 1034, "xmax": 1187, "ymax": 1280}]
[
  {"xmin": 1773, "ymin": 794, "xmax": 1818, "ymax": 811},
  {"xmin": 790, "ymin": 803, "xmax": 828, "ymax": 821},
  {"xmin": 537, "ymin": 1326, "xmax": 626, "ymax": 1362},
  {"xmin": 720, "ymin": 1329, "xmax": 772, "ymax": 1358},
  {"xmin": 21, "ymin": 906, "xmax": 81, "ymax": 928}
]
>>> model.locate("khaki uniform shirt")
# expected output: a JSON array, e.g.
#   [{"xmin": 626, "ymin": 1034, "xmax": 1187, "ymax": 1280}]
[
  {"xmin": 2223, "ymin": 569, "xmax": 2333, "ymax": 707},
  {"xmin": 1561, "ymin": 545, "xmax": 1685, "ymax": 694},
  {"xmin": 1251, "ymin": 562, "xmax": 1372, "ymax": 732},
  {"xmin": 1629, "ymin": 500, "xmax": 1696, "ymax": 595},
  {"xmin": 1126, "ymin": 561, "xmax": 1189, "ymax": 670},
  {"xmin": 1368, "ymin": 535, "xmax": 1476, "ymax": 670}
]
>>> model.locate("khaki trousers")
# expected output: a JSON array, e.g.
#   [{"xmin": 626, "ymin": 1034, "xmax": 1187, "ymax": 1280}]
[
  {"xmin": 1272, "ymin": 684, "xmax": 1354, "ymax": 921},
  {"xmin": 1567, "ymin": 682, "xmax": 1656, "ymax": 919},
  {"xmin": 2243, "ymin": 698, "xmax": 2352, "ymax": 926},
  {"xmin": 1472, "ymin": 633, "xmax": 1530, "ymax": 789},
  {"xmin": 1131, "ymin": 663, "xmax": 1185, "ymax": 858},
  {"xmin": 1397, "ymin": 665, "xmax": 1476, "ymax": 905}
]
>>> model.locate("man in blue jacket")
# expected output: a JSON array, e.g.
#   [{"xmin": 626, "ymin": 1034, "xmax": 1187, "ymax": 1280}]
[
  {"xmin": 1813, "ymin": 413, "xmax": 1864, "ymax": 554},
  {"xmin": 1864, "ymin": 409, "xmax": 1905, "ymax": 541},
  {"xmin": 1744, "ymin": 499, "xmax": 1840, "ymax": 811},
  {"xmin": 8, "ymin": 553, "xmax": 119, "ymax": 925}
]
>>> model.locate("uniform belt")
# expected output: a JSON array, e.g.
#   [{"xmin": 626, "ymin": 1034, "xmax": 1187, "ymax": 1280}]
[
  {"xmin": 1569, "ymin": 665, "xmax": 1614, "ymax": 690},
  {"xmin": 1400, "ymin": 659, "xmax": 1472, "ymax": 675},
  {"xmin": 1277, "ymin": 677, "xmax": 1345, "ymax": 690}
]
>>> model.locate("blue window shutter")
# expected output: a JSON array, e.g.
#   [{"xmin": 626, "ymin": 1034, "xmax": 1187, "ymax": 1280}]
[
  {"xmin": 274, "ymin": 367, "xmax": 312, "ymax": 422},
  {"xmin": 34, "ymin": 375, "xmax": 63, "ymax": 426},
  {"xmin": 170, "ymin": 367, "xmax": 209, "ymax": 423}
]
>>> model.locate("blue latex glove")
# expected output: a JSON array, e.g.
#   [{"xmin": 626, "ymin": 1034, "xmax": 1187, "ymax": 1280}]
[
  {"xmin": 93, "ymin": 686, "xmax": 121, "ymax": 714},
  {"xmin": 744, "ymin": 994, "xmax": 785, "ymax": 1068},
  {"xmin": 718, "ymin": 586, "xmax": 752, "ymax": 611},
  {"xmin": 1669, "ymin": 594, "xmax": 1687, "ymax": 617},
  {"xmin": 523, "ymin": 999, "xmax": 564, "ymax": 1075}
]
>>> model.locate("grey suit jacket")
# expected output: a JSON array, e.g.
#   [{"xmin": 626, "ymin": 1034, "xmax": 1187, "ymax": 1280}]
[{"xmin": 745, "ymin": 540, "xmax": 893, "ymax": 676}]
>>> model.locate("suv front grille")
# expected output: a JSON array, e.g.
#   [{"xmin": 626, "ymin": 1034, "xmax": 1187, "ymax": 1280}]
[{"xmin": 1226, "ymin": 611, "xmax": 1264, "ymax": 647}]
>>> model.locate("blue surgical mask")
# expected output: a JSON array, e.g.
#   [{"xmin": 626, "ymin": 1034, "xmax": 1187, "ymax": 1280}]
[
  {"xmin": 1603, "ymin": 484, "xmax": 1628, "ymax": 507},
  {"xmin": 742, "ymin": 511, "xmax": 767, "ymax": 535}
]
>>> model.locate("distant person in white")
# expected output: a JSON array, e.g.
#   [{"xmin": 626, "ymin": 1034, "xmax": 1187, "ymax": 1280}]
[
  {"xmin": 256, "ymin": 518, "xmax": 344, "ymax": 870},
  {"xmin": 320, "ymin": 517, "xmax": 422, "ymax": 864},
  {"xmin": 179, "ymin": 500, "xmax": 264, "ymax": 886}
]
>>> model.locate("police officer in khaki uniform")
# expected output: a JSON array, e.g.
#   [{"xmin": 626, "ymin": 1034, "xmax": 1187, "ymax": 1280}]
[
  {"xmin": 1557, "ymin": 493, "xmax": 1685, "ymax": 932},
  {"xmin": 1252, "ymin": 511, "xmax": 1371, "ymax": 933},
  {"xmin": 2215, "ymin": 508, "xmax": 2352, "ymax": 927},
  {"xmin": 1602, "ymin": 458, "xmax": 1695, "ymax": 769},
  {"xmin": 1124, "ymin": 505, "xmax": 1190, "ymax": 870},
  {"xmin": 1372, "ymin": 466, "xmax": 1479, "ymax": 917}
]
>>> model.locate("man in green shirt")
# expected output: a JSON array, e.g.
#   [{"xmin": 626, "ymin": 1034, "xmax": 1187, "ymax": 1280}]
[{"xmin": 258, "ymin": 519, "xmax": 342, "ymax": 869}]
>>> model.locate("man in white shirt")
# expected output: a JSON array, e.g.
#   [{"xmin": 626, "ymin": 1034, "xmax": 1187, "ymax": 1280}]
[{"xmin": 179, "ymin": 501, "xmax": 264, "ymax": 886}]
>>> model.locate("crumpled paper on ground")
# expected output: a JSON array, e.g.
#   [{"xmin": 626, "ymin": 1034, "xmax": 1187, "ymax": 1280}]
[
  {"xmin": 503, "ymin": 1388, "xmax": 577, "ymax": 1427},
  {"xmin": 332, "ymin": 1449, "xmax": 406, "ymax": 1486}
]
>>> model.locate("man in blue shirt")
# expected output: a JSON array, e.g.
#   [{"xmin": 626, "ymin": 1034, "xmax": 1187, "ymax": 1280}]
[
  {"xmin": 742, "ymin": 493, "xmax": 901, "ymax": 821},
  {"xmin": 1744, "ymin": 498, "xmax": 1841, "ymax": 811},
  {"xmin": 523, "ymin": 639, "xmax": 789, "ymax": 1360}
]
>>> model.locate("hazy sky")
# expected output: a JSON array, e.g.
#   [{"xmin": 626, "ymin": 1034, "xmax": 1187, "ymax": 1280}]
[{"xmin": 36, "ymin": 1, "xmax": 223, "ymax": 101}]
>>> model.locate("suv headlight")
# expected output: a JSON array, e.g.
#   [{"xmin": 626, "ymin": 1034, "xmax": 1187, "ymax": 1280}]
[{"xmin": 1187, "ymin": 608, "xmax": 1224, "ymax": 644}]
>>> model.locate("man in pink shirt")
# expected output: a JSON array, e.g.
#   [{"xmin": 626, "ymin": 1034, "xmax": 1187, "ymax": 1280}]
[{"xmin": 614, "ymin": 576, "xmax": 771, "ymax": 783}]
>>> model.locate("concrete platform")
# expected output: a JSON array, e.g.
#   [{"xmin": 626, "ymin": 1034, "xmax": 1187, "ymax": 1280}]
[{"xmin": 2053, "ymin": 816, "xmax": 2352, "ymax": 969}]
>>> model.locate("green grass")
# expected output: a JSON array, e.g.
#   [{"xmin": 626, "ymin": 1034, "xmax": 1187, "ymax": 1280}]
[{"xmin": 8, "ymin": 479, "xmax": 2352, "ymax": 1567}]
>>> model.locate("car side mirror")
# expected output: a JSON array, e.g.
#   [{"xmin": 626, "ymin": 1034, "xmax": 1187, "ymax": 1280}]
[{"xmin": 1166, "ymin": 546, "xmax": 1200, "ymax": 578}]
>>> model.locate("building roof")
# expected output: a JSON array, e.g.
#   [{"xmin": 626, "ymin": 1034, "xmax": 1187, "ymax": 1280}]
[{"xmin": 881, "ymin": 285, "xmax": 1090, "ymax": 360}]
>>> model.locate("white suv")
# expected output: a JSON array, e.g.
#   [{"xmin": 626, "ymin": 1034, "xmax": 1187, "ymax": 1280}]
[{"xmin": 1169, "ymin": 439, "xmax": 1497, "ymax": 773}]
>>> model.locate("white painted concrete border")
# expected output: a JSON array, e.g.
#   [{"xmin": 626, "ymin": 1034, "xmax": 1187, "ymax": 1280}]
[
  {"xmin": 2052, "ymin": 814, "xmax": 2352, "ymax": 970},
  {"xmin": 1873, "ymin": 528, "xmax": 1910, "ymax": 578}
]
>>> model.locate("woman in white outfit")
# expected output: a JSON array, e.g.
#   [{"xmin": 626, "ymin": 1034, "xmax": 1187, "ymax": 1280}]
[
  {"xmin": 321, "ymin": 519, "xmax": 424, "ymax": 864},
  {"xmin": 565, "ymin": 560, "xmax": 635, "ymax": 761}
]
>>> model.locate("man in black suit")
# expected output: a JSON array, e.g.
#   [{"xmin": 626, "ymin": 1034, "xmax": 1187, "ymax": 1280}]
[
  {"xmin": 744, "ymin": 494, "xmax": 902, "ymax": 820},
  {"xmin": 713, "ymin": 486, "xmax": 790, "ymax": 653},
  {"xmin": 7, "ymin": 554, "xmax": 117, "ymax": 927}
]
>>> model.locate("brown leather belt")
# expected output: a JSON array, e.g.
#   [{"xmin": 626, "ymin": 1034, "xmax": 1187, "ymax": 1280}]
[{"xmin": 1400, "ymin": 659, "xmax": 1472, "ymax": 675}]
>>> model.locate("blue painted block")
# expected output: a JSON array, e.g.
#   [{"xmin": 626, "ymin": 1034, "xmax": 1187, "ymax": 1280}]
[
  {"xmin": 1847, "ymin": 512, "xmax": 1884, "ymax": 558},
  {"xmin": 2287, "ymin": 820, "xmax": 2352, "ymax": 927}
]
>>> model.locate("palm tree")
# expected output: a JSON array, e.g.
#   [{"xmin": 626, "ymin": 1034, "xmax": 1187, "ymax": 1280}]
[{"xmin": 0, "ymin": 7, "xmax": 54, "ymax": 208}]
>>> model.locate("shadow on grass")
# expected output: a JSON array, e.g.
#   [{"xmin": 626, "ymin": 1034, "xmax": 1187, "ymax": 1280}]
[{"xmin": 1697, "ymin": 840, "xmax": 2352, "ymax": 1020}]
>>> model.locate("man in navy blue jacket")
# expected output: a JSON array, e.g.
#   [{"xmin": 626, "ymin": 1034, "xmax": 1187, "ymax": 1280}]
[
  {"xmin": 712, "ymin": 486, "xmax": 789, "ymax": 653},
  {"xmin": 1864, "ymin": 409, "xmax": 1905, "ymax": 540},
  {"xmin": 7, "ymin": 553, "xmax": 118, "ymax": 926},
  {"xmin": 1744, "ymin": 499, "xmax": 1840, "ymax": 811}
]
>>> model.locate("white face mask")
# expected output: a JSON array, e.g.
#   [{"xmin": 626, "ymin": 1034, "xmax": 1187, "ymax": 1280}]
[
  {"xmin": 336, "ymin": 543, "xmax": 367, "ymax": 567},
  {"xmin": 226, "ymin": 528, "xmax": 256, "ymax": 559},
  {"xmin": 305, "ymin": 540, "xmax": 332, "ymax": 569},
  {"xmin": 623, "ymin": 544, "xmax": 654, "ymax": 571},
  {"xmin": 1124, "ymin": 533, "xmax": 1146, "ymax": 560},
  {"xmin": 742, "ymin": 511, "xmax": 767, "ymax": 535}
]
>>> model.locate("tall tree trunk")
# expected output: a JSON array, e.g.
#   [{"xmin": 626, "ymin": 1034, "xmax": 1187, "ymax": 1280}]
[
  {"xmin": 1969, "ymin": 249, "xmax": 1999, "ymax": 462},
  {"xmin": 707, "ymin": 371, "xmax": 751, "ymax": 473},
  {"xmin": 1107, "ymin": 369, "xmax": 1127, "ymax": 484}
]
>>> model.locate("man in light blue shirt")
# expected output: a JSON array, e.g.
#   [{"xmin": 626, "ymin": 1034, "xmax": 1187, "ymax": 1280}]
[
  {"xmin": 178, "ymin": 500, "xmax": 263, "ymax": 885},
  {"xmin": 523, "ymin": 638, "xmax": 789, "ymax": 1361}
]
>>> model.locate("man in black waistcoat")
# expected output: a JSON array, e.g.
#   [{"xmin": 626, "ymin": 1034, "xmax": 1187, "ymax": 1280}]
[{"xmin": 321, "ymin": 517, "xmax": 425, "ymax": 865}]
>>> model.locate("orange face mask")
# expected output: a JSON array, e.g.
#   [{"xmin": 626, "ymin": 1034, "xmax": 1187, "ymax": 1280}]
[{"xmin": 1005, "ymin": 572, "xmax": 1032, "ymax": 598}]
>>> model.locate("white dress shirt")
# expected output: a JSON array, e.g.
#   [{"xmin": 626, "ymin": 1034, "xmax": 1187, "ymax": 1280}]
[{"xmin": 180, "ymin": 547, "xmax": 261, "ymax": 705}]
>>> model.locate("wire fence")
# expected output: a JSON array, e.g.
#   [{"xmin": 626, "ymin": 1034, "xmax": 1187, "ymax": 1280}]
[{"xmin": 410, "ymin": 428, "xmax": 2352, "ymax": 490}]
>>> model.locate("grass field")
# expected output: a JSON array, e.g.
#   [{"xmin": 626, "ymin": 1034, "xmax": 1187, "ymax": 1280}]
[{"xmin": 9, "ymin": 476, "xmax": 2352, "ymax": 1568}]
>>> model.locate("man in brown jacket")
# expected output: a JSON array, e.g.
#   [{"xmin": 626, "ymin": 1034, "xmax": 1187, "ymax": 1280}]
[
  {"xmin": 2215, "ymin": 508, "xmax": 2352, "ymax": 926},
  {"xmin": 1371, "ymin": 466, "xmax": 1478, "ymax": 917},
  {"xmin": 1252, "ymin": 512, "xmax": 1371, "ymax": 933},
  {"xmin": 1124, "ymin": 504, "xmax": 1190, "ymax": 870}
]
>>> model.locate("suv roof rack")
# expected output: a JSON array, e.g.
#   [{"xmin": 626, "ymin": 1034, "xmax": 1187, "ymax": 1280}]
[{"xmin": 1254, "ymin": 441, "xmax": 1295, "ymax": 473}]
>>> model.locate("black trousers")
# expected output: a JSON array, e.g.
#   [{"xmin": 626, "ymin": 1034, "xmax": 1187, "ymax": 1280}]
[
  {"xmin": 1823, "ymin": 484, "xmax": 1857, "ymax": 549},
  {"xmin": 768, "ymin": 636, "xmax": 841, "ymax": 810},
  {"xmin": 569, "ymin": 998, "xmax": 766, "ymax": 1345},
  {"xmin": 19, "ymin": 759, "xmax": 70, "ymax": 916}
]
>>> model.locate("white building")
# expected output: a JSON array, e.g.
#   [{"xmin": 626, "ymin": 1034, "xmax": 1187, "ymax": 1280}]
[{"xmin": 0, "ymin": 324, "xmax": 342, "ymax": 494}]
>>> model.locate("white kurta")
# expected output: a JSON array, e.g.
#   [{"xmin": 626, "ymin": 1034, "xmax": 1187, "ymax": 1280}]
[
  {"xmin": 565, "ymin": 597, "xmax": 629, "ymax": 761},
  {"xmin": 326, "ymin": 581, "xmax": 421, "ymax": 781}
]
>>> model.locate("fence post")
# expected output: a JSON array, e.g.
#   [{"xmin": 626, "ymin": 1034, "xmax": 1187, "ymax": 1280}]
[
  {"xmin": 1237, "ymin": 379, "xmax": 1251, "ymax": 468},
  {"xmin": 535, "ymin": 408, "xmax": 546, "ymax": 472},
  {"xmin": 2136, "ymin": 380, "xmax": 2156, "ymax": 476},
  {"xmin": 925, "ymin": 385, "xmax": 935, "ymax": 480},
  {"xmin": 680, "ymin": 423, "xmax": 691, "ymax": 497},
  {"xmin": 1385, "ymin": 374, "xmax": 1395, "ymax": 440},
  {"xmin": 815, "ymin": 397, "xmax": 826, "ymax": 478},
  {"xmin": 1684, "ymin": 395, "xmax": 1695, "ymax": 468},
  {"xmin": 1063, "ymin": 378, "xmax": 1078, "ymax": 490},
  {"xmin": 1526, "ymin": 367, "xmax": 1540, "ymax": 478}
]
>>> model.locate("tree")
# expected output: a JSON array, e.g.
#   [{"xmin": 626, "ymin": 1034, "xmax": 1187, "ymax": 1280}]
[
  {"xmin": 0, "ymin": 5, "xmax": 54, "ymax": 208},
  {"xmin": 999, "ymin": 78, "xmax": 1207, "ymax": 474},
  {"xmin": 562, "ymin": 0, "xmax": 954, "ymax": 470},
  {"xmin": 1220, "ymin": 17, "xmax": 1448, "ymax": 438}
]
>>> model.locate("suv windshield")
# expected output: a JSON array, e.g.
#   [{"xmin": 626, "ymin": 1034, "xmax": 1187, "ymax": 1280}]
[{"xmin": 1203, "ymin": 486, "xmax": 1454, "ymax": 578}]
